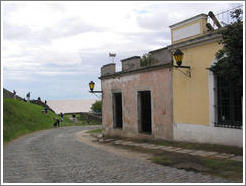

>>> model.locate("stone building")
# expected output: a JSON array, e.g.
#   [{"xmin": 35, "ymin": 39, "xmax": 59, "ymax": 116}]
[{"xmin": 99, "ymin": 13, "xmax": 243, "ymax": 147}]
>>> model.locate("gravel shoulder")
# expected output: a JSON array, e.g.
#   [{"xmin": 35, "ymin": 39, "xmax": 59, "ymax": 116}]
[{"xmin": 3, "ymin": 126, "xmax": 230, "ymax": 183}]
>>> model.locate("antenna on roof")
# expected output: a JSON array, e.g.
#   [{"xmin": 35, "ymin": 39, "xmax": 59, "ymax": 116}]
[{"xmin": 109, "ymin": 52, "xmax": 116, "ymax": 63}]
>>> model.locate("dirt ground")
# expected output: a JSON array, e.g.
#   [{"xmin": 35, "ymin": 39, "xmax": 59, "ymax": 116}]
[{"xmin": 76, "ymin": 130, "xmax": 152, "ymax": 161}]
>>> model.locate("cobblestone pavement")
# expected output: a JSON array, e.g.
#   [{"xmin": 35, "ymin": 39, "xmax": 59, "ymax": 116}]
[{"xmin": 3, "ymin": 126, "xmax": 230, "ymax": 183}]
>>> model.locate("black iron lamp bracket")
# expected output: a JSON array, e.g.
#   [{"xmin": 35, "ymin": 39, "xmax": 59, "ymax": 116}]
[
  {"xmin": 89, "ymin": 91, "xmax": 103, "ymax": 93},
  {"xmin": 173, "ymin": 65, "xmax": 191, "ymax": 78},
  {"xmin": 89, "ymin": 90, "xmax": 103, "ymax": 99}
]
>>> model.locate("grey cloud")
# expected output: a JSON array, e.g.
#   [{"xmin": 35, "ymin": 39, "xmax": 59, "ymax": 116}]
[
  {"xmin": 3, "ymin": 17, "xmax": 106, "ymax": 45},
  {"xmin": 3, "ymin": 22, "xmax": 51, "ymax": 45}
]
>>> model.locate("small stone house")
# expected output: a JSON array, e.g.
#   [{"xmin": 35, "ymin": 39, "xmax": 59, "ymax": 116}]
[{"xmin": 100, "ymin": 47, "xmax": 173, "ymax": 140}]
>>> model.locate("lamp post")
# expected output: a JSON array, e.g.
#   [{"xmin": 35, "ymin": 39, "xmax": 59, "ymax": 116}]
[
  {"xmin": 172, "ymin": 49, "xmax": 191, "ymax": 77},
  {"xmin": 89, "ymin": 81, "xmax": 103, "ymax": 93}
]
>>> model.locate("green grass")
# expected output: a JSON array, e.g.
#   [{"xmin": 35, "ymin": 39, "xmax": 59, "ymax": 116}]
[
  {"xmin": 86, "ymin": 128, "xmax": 102, "ymax": 134},
  {"xmin": 3, "ymin": 98, "xmax": 59, "ymax": 144}
]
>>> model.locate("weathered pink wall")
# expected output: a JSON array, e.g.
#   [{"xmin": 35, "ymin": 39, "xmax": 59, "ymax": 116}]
[{"xmin": 101, "ymin": 67, "xmax": 173, "ymax": 140}]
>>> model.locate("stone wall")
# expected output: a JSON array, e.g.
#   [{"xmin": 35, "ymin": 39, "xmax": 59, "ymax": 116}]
[
  {"xmin": 80, "ymin": 112, "xmax": 102, "ymax": 123},
  {"xmin": 3, "ymin": 88, "xmax": 23, "ymax": 101},
  {"xmin": 121, "ymin": 56, "xmax": 141, "ymax": 71}
]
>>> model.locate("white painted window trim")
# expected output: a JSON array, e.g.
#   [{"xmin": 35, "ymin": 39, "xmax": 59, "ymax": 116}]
[{"xmin": 209, "ymin": 59, "xmax": 218, "ymax": 127}]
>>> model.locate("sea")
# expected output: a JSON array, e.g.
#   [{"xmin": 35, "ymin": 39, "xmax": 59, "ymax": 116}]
[{"xmin": 47, "ymin": 99, "xmax": 97, "ymax": 114}]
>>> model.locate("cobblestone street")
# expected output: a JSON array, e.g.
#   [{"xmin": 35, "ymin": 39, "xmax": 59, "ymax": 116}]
[{"xmin": 3, "ymin": 126, "xmax": 230, "ymax": 183}]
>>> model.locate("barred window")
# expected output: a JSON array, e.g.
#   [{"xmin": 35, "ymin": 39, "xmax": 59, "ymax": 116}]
[{"xmin": 215, "ymin": 76, "xmax": 242, "ymax": 129}]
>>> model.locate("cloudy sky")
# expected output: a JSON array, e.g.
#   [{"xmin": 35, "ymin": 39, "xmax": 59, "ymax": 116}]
[{"xmin": 2, "ymin": 1, "xmax": 244, "ymax": 100}]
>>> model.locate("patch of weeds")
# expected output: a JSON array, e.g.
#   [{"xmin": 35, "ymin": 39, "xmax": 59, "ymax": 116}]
[
  {"xmin": 152, "ymin": 151, "xmax": 243, "ymax": 182},
  {"xmin": 86, "ymin": 128, "xmax": 102, "ymax": 134}
]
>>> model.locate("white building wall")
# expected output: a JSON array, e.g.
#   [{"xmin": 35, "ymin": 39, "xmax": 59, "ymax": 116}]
[{"xmin": 173, "ymin": 123, "xmax": 243, "ymax": 147}]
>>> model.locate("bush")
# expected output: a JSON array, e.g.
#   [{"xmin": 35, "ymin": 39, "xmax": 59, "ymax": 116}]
[{"xmin": 91, "ymin": 100, "xmax": 102, "ymax": 113}]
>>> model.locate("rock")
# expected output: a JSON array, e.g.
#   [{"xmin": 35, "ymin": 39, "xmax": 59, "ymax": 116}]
[
  {"xmin": 97, "ymin": 134, "xmax": 103, "ymax": 138},
  {"xmin": 175, "ymin": 162, "xmax": 208, "ymax": 172},
  {"xmin": 98, "ymin": 139, "xmax": 104, "ymax": 143}
]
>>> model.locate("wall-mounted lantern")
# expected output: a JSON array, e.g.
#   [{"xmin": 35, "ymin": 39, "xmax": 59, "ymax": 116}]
[
  {"xmin": 173, "ymin": 49, "xmax": 184, "ymax": 67},
  {"xmin": 89, "ymin": 81, "xmax": 103, "ymax": 93},
  {"xmin": 172, "ymin": 49, "xmax": 191, "ymax": 78}
]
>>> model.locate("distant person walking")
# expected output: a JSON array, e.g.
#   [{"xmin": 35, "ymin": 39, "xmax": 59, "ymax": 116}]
[
  {"xmin": 60, "ymin": 112, "xmax": 64, "ymax": 122},
  {"xmin": 53, "ymin": 118, "xmax": 60, "ymax": 127},
  {"xmin": 26, "ymin": 92, "xmax": 30, "ymax": 102},
  {"xmin": 72, "ymin": 114, "xmax": 76, "ymax": 123},
  {"xmin": 44, "ymin": 107, "xmax": 48, "ymax": 114},
  {"xmin": 13, "ymin": 90, "xmax": 16, "ymax": 99},
  {"xmin": 45, "ymin": 100, "xmax": 47, "ymax": 105}
]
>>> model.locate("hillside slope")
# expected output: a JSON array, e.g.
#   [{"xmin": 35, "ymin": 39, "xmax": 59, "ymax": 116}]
[{"xmin": 3, "ymin": 98, "xmax": 58, "ymax": 143}]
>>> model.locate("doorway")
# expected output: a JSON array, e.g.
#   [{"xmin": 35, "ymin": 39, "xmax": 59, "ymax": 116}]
[
  {"xmin": 138, "ymin": 91, "xmax": 152, "ymax": 134},
  {"xmin": 113, "ymin": 93, "xmax": 123, "ymax": 128}
]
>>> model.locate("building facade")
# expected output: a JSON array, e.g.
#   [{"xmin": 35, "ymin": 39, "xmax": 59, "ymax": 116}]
[
  {"xmin": 99, "ymin": 13, "xmax": 243, "ymax": 147},
  {"xmin": 169, "ymin": 14, "xmax": 243, "ymax": 147},
  {"xmin": 100, "ymin": 48, "xmax": 174, "ymax": 140}
]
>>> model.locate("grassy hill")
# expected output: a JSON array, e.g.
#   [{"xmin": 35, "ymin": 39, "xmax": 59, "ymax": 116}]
[{"xmin": 3, "ymin": 98, "xmax": 59, "ymax": 144}]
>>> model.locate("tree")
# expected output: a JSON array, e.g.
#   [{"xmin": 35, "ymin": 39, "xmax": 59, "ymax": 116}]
[
  {"xmin": 91, "ymin": 100, "xmax": 102, "ymax": 113},
  {"xmin": 210, "ymin": 8, "xmax": 243, "ymax": 94},
  {"xmin": 140, "ymin": 53, "xmax": 151, "ymax": 67}
]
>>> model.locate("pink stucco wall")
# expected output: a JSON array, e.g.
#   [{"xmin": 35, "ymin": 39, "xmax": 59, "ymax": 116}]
[{"xmin": 101, "ymin": 67, "xmax": 173, "ymax": 140}]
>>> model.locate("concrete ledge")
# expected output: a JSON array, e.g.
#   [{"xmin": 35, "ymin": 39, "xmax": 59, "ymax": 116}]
[
  {"xmin": 121, "ymin": 56, "xmax": 140, "ymax": 62},
  {"xmin": 173, "ymin": 123, "xmax": 243, "ymax": 147}
]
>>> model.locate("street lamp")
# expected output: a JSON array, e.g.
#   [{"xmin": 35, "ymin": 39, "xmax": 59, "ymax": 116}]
[
  {"xmin": 89, "ymin": 81, "xmax": 95, "ymax": 91},
  {"xmin": 172, "ymin": 49, "xmax": 191, "ymax": 78},
  {"xmin": 89, "ymin": 81, "xmax": 102, "ymax": 93},
  {"xmin": 173, "ymin": 49, "xmax": 184, "ymax": 67}
]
